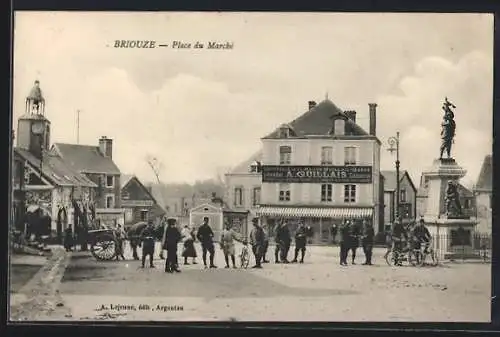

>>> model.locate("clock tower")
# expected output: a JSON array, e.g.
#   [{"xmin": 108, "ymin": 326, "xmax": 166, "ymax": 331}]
[{"xmin": 17, "ymin": 80, "xmax": 51, "ymax": 158}]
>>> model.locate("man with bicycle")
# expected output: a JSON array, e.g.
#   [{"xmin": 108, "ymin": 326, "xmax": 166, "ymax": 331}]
[
  {"xmin": 412, "ymin": 218, "xmax": 432, "ymax": 254},
  {"xmin": 391, "ymin": 219, "xmax": 406, "ymax": 266}
]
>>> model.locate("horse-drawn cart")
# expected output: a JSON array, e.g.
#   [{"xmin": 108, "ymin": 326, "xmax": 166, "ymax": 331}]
[{"xmin": 88, "ymin": 228, "xmax": 117, "ymax": 261}]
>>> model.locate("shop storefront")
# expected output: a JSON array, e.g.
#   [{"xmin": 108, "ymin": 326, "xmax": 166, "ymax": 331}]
[{"xmin": 258, "ymin": 206, "xmax": 373, "ymax": 244}]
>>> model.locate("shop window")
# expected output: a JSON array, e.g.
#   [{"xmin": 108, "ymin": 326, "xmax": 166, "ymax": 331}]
[
  {"xmin": 279, "ymin": 146, "xmax": 292, "ymax": 165},
  {"xmin": 321, "ymin": 184, "xmax": 333, "ymax": 202},
  {"xmin": 279, "ymin": 183, "xmax": 291, "ymax": 201},
  {"xmin": 344, "ymin": 184, "xmax": 356, "ymax": 203}
]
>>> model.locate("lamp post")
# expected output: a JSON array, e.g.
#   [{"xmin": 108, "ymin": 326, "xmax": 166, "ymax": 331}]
[{"xmin": 387, "ymin": 132, "xmax": 400, "ymax": 222}]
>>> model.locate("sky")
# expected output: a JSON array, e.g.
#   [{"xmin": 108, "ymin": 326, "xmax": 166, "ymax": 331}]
[{"xmin": 12, "ymin": 12, "xmax": 493, "ymax": 186}]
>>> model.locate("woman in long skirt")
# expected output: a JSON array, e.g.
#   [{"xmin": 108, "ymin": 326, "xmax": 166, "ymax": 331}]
[{"xmin": 182, "ymin": 225, "xmax": 197, "ymax": 265}]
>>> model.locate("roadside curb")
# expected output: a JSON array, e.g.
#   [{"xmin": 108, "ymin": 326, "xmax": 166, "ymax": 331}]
[{"xmin": 9, "ymin": 246, "xmax": 72, "ymax": 321}]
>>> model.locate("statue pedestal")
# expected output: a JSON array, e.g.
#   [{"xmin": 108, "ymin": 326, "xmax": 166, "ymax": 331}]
[{"xmin": 421, "ymin": 158, "xmax": 478, "ymax": 260}]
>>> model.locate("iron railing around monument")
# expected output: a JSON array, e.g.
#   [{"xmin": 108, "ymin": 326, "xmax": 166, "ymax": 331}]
[{"xmin": 431, "ymin": 231, "xmax": 491, "ymax": 262}]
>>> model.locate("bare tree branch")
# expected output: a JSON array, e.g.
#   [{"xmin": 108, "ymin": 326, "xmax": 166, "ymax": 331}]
[{"xmin": 145, "ymin": 154, "xmax": 167, "ymax": 213}]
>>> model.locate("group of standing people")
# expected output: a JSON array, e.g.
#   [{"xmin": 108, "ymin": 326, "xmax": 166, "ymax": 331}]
[
  {"xmin": 338, "ymin": 219, "xmax": 375, "ymax": 266},
  {"xmin": 273, "ymin": 219, "xmax": 312, "ymax": 264}
]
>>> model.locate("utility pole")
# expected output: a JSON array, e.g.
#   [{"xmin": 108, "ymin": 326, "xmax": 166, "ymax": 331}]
[
  {"xmin": 76, "ymin": 109, "xmax": 81, "ymax": 144},
  {"xmin": 388, "ymin": 131, "xmax": 401, "ymax": 221}
]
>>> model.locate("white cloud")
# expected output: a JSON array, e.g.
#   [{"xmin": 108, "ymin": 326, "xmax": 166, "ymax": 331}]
[
  {"xmin": 377, "ymin": 51, "xmax": 493, "ymax": 186},
  {"xmin": 12, "ymin": 12, "xmax": 493, "ymax": 186}
]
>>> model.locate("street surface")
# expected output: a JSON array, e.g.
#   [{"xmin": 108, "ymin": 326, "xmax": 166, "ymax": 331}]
[{"xmin": 10, "ymin": 242, "xmax": 491, "ymax": 322}]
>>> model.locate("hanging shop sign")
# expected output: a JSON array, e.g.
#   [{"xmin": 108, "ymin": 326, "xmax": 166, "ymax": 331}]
[{"xmin": 261, "ymin": 165, "xmax": 372, "ymax": 183}]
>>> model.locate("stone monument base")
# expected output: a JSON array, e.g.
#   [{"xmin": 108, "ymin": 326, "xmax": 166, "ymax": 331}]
[{"xmin": 422, "ymin": 217, "xmax": 479, "ymax": 260}]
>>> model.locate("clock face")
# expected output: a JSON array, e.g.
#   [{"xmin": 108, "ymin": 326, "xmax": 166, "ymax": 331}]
[{"xmin": 31, "ymin": 122, "xmax": 44, "ymax": 135}]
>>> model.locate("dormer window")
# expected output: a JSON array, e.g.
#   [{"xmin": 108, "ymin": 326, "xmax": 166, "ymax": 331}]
[
  {"xmin": 278, "ymin": 124, "xmax": 295, "ymax": 139},
  {"xmin": 250, "ymin": 160, "xmax": 262, "ymax": 173},
  {"xmin": 280, "ymin": 127, "xmax": 290, "ymax": 138}
]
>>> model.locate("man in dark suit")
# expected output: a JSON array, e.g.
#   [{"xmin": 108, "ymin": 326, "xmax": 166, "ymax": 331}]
[
  {"xmin": 196, "ymin": 217, "xmax": 217, "ymax": 268},
  {"xmin": 292, "ymin": 220, "xmax": 308, "ymax": 263},
  {"xmin": 249, "ymin": 217, "xmax": 265, "ymax": 268},
  {"xmin": 348, "ymin": 220, "xmax": 361, "ymax": 264},
  {"xmin": 162, "ymin": 217, "xmax": 182, "ymax": 273},
  {"xmin": 339, "ymin": 220, "xmax": 351, "ymax": 266},
  {"xmin": 140, "ymin": 220, "xmax": 156, "ymax": 268},
  {"xmin": 361, "ymin": 220, "xmax": 375, "ymax": 265}
]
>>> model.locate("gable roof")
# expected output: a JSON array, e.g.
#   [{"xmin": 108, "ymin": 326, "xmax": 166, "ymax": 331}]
[
  {"xmin": 14, "ymin": 148, "xmax": 97, "ymax": 188},
  {"xmin": 263, "ymin": 99, "xmax": 371, "ymax": 139},
  {"xmin": 121, "ymin": 174, "xmax": 160, "ymax": 203},
  {"xmin": 381, "ymin": 170, "xmax": 416, "ymax": 193},
  {"xmin": 190, "ymin": 202, "xmax": 222, "ymax": 214},
  {"xmin": 229, "ymin": 149, "xmax": 263, "ymax": 174},
  {"xmin": 457, "ymin": 183, "xmax": 474, "ymax": 198},
  {"xmin": 52, "ymin": 143, "xmax": 121, "ymax": 175},
  {"xmin": 475, "ymin": 154, "xmax": 492, "ymax": 192},
  {"xmin": 120, "ymin": 174, "xmax": 134, "ymax": 189}
]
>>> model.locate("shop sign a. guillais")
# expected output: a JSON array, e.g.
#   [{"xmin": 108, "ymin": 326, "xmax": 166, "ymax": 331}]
[{"xmin": 261, "ymin": 165, "xmax": 372, "ymax": 183}]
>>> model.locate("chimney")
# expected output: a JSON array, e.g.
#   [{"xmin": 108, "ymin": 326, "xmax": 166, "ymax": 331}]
[
  {"xmin": 308, "ymin": 101, "xmax": 317, "ymax": 110},
  {"xmin": 98, "ymin": 136, "xmax": 113, "ymax": 158},
  {"xmin": 344, "ymin": 110, "xmax": 357, "ymax": 123},
  {"xmin": 369, "ymin": 103, "xmax": 377, "ymax": 136}
]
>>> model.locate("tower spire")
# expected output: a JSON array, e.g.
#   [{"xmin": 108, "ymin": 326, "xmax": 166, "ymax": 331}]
[{"xmin": 26, "ymin": 80, "xmax": 46, "ymax": 116}]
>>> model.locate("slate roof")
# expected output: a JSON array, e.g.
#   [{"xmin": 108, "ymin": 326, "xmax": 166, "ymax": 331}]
[
  {"xmin": 475, "ymin": 154, "xmax": 492, "ymax": 192},
  {"xmin": 52, "ymin": 143, "xmax": 121, "ymax": 175},
  {"xmin": 381, "ymin": 170, "xmax": 416, "ymax": 193},
  {"xmin": 229, "ymin": 149, "xmax": 263, "ymax": 174},
  {"xmin": 14, "ymin": 148, "xmax": 97, "ymax": 188},
  {"xmin": 263, "ymin": 99, "xmax": 370, "ymax": 139}
]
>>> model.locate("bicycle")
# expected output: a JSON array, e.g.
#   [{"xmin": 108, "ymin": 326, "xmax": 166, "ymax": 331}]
[
  {"xmin": 240, "ymin": 242, "xmax": 250, "ymax": 269},
  {"xmin": 385, "ymin": 244, "xmax": 419, "ymax": 267},
  {"xmin": 412, "ymin": 241, "xmax": 439, "ymax": 267}
]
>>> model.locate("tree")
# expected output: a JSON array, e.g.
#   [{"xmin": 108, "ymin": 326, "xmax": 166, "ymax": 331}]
[{"xmin": 145, "ymin": 154, "xmax": 167, "ymax": 212}]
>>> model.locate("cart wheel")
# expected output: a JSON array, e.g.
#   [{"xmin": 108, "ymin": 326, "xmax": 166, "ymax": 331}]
[
  {"xmin": 240, "ymin": 249, "xmax": 249, "ymax": 269},
  {"xmin": 91, "ymin": 234, "xmax": 117, "ymax": 261}
]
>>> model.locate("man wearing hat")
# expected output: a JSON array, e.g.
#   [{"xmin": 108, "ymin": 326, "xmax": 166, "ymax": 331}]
[
  {"xmin": 196, "ymin": 217, "xmax": 217, "ymax": 268},
  {"xmin": 249, "ymin": 217, "xmax": 265, "ymax": 268},
  {"xmin": 274, "ymin": 219, "xmax": 291, "ymax": 263},
  {"xmin": 412, "ymin": 218, "xmax": 431, "ymax": 254},
  {"xmin": 339, "ymin": 220, "xmax": 351, "ymax": 266},
  {"xmin": 292, "ymin": 220, "xmax": 308, "ymax": 263},
  {"xmin": 162, "ymin": 217, "xmax": 182, "ymax": 273},
  {"xmin": 361, "ymin": 220, "xmax": 375, "ymax": 265},
  {"xmin": 391, "ymin": 218, "xmax": 406, "ymax": 266},
  {"xmin": 139, "ymin": 220, "xmax": 156, "ymax": 268}
]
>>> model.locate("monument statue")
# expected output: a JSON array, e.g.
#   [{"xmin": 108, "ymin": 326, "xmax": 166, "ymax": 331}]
[
  {"xmin": 445, "ymin": 180, "xmax": 462, "ymax": 217},
  {"xmin": 439, "ymin": 97, "xmax": 457, "ymax": 159}
]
